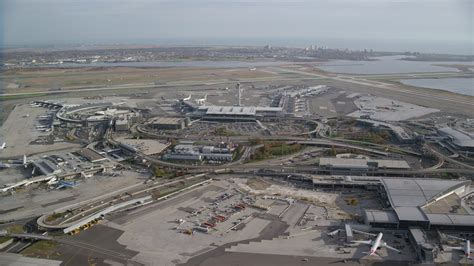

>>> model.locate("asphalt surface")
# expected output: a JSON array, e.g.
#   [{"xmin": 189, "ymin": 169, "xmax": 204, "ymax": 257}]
[
  {"xmin": 184, "ymin": 252, "xmax": 410, "ymax": 266},
  {"xmin": 180, "ymin": 213, "xmax": 289, "ymax": 266},
  {"xmin": 56, "ymin": 225, "xmax": 142, "ymax": 266}
]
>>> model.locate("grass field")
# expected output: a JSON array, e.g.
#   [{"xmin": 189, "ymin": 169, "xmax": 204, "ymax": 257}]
[
  {"xmin": 21, "ymin": 240, "xmax": 60, "ymax": 259},
  {"xmin": 1, "ymin": 67, "xmax": 276, "ymax": 94}
]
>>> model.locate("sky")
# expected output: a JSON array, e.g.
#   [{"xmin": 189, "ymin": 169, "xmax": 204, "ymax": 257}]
[{"xmin": 1, "ymin": 0, "xmax": 473, "ymax": 54}]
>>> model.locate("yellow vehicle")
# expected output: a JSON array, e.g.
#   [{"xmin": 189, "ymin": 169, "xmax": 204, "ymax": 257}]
[{"xmin": 68, "ymin": 229, "xmax": 80, "ymax": 235}]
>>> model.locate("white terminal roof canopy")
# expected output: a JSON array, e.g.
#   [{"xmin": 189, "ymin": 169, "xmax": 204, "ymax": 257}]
[
  {"xmin": 439, "ymin": 127, "xmax": 474, "ymax": 148},
  {"xmin": 198, "ymin": 105, "xmax": 282, "ymax": 116},
  {"xmin": 380, "ymin": 178, "xmax": 473, "ymax": 225},
  {"xmin": 381, "ymin": 178, "xmax": 468, "ymax": 208},
  {"xmin": 206, "ymin": 106, "xmax": 256, "ymax": 116}
]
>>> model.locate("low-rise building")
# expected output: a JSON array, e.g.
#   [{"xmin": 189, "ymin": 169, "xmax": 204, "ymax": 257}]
[
  {"xmin": 318, "ymin": 157, "xmax": 410, "ymax": 175},
  {"xmin": 147, "ymin": 117, "xmax": 186, "ymax": 130},
  {"xmin": 115, "ymin": 118, "xmax": 129, "ymax": 131},
  {"xmin": 162, "ymin": 143, "xmax": 234, "ymax": 162}
]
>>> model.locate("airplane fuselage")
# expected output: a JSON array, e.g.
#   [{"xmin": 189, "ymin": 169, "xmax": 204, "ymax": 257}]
[
  {"xmin": 370, "ymin": 233, "xmax": 384, "ymax": 255},
  {"xmin": 465, "ymin": 240, "xmax": 471, "ymax": 259}
]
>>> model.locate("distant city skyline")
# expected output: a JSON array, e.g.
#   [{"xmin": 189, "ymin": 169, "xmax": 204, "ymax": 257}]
[{"xmin": 2, "ymin": 0, "xmax": 473, "ymax": 54}]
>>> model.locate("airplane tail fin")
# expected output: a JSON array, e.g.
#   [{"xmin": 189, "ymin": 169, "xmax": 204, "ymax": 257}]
[{"xmin": 363, "ymin": 251, "xmax": 381, "ymax": 257}]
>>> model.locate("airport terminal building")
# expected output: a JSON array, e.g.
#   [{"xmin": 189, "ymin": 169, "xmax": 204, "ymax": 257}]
[
  {"xmin": 189, "ymin": 105, "xmax": 283, "ymax": 122},
  {"xmin": 438, "ymin": 127, "xmax": 474, "ymax": 152},
  {"xmin": 364, "ymin": 178, "xmax": 474, "ymax": 230}
]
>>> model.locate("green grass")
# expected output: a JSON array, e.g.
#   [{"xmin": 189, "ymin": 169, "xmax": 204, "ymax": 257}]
[
  {"xmin": 233, "ymin": 146, "xmax": 244, "ymax": 161},
  {"xmin": 0, "ymin": 93, "xmax": 50, "ymax": 101},
  {"xmin": 0, "ymin": 236, "xmax": 12, "ymax": 243},
  {"xmin": 6, "ymin": 224, "xmax": 24, "ymax": 234},
  {"xmin": 21, "ymin": 240, "xmax": 59, "ymax": 259},
  {"xmin": 214, "ymin": 126, "xmax": 239, "ymax": 136},
  {"xmin": 45, "ymin": 212, "xmax": 67, "ymax": 223},
  {"xmin": 250, "ymin": 142, "xmax": 304, "ymax": 161}
]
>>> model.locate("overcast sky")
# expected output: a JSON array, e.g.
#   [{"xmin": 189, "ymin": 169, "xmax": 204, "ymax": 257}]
[{"xmin": 1, "ymin": 0, "xmax": 473, "ymax": 53}]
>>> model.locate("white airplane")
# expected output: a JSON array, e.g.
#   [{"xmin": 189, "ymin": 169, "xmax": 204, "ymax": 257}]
[
  {"xmin": 0, "ymin": 155, "xmax": 28, "ymax": 169},
  {"xmin": 0, "ymin": 142, "xmax": 6, "ymax": 149},
  {"xmin": 182, "ymin": 94, "xmax": 192, "ymax": 101},
  {"xmin": 352, "ymin": 232, "xmax": 401, "ymax": 256},
  {"xmin": 195, "ymin": 94, "xmax": 207, "ymax": 105},
  {"xmin": 47, "ymin": 177, "xmax": 58, "ymax": 185},
  {"xmin": 445, "ymin": 235, "xmax": 472, "ymax": 259}
]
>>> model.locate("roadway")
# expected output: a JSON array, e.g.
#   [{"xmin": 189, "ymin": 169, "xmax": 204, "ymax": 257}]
[
  {"xmin": 2, "ymin": 232, "xmax": 136, "ymax": 263},
  {"xmin": 121, "ymin": 123, "xmax": 474, "ymax": 175},
  {"xmin": 37, "ymin": 173, "xmax": 208, "ymax": 230},
  {"xmin": 424, "ymin": 144, "xmax": 474, "ymax": 170}
]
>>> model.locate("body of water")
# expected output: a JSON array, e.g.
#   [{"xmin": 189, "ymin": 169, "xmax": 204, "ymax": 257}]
[
  {"xmin": 400, "ymin": 78, "xmax": 474, "ymax": 96},
  {"xmin": 317, "ymin": 56, "xmax": 473, "ymax": 74}
]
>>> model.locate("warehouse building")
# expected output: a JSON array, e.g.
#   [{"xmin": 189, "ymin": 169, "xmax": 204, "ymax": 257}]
[{"xmin": 364, "ymin": 178, "xmax": 474, "ymax": 230}]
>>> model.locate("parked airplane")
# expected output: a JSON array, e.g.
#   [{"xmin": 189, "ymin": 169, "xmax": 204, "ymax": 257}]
[
  {"xmin": 182, "ymin": 94, "xmax": 192, "ymax": 101},
  {"xmin": 47, "ymin": 177, "xmax": 58, "ymax": 185},
  {"xmin": 0, "ymin": 142, "xmax": 6, "ymax": 149},
  {"xmin": 445, "ymin": 235, "xmax": 472, "ymax": 259},
  {"xmin": 55, "ymin": 180, "xmax": 79, "ymax": 189},
  {"xmin": 195, "ymin": 94, "xmax": 207, "ymax": 105},
  {"xmin": 352, "ymin": 232, "xmax": 401, "ymax": 256},
  {"xmin": 0, "ymin": 155, "xmax": 28, "ymax": 169}
]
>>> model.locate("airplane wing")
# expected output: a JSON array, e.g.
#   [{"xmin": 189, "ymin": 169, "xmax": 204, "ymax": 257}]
[
  {"xmin": 352, "ymin": 229, "xmax": 377, "ymax": 237},
  {"xmin": 445, "ymin": 234, "xmax": 466, "ymax": 241},
  {"xmin": 351, "ymin": 240, "xmax": 372, "ymax": 245},
  {"xmin": 444, "ymin": 246, "xmax": 464, "ymax": 251},
  {"xmin": 384, "ymin": 243, "xmax": 402, "ymax": 253},
  {"xmin": 327, "ymin": 229, "xmax": 341, "ymax": 236}
]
